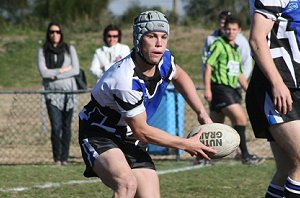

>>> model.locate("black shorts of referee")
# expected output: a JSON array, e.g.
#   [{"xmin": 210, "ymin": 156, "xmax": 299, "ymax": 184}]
[{"xmin": 210, "ymin": 83, "xmax": 242, "ymax": 112}]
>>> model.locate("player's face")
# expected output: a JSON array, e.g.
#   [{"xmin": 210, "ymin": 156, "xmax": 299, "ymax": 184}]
[
  {"xmin": 225, "ymin": 23, "xmax": 240, "ymax": 42},
  {"xmin": 106, "ymin": 30, "xmax": 119, "ymax": 47},
  {"xmin": 49, "ymin": 25, "xmax": 61, "ymax": 46},
  {"xmin": 140, "ymin": 32, "xmax": 168, "ymax": 65}
]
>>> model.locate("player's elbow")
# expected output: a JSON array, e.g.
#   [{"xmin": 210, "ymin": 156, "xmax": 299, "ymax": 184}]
[
  {"xmin": 132, "ymin": 129, "xmax": 150, "ymax": 143},
  {"xmin": 249, "ymin": 35, "xmax": 260, "ymax": 53}
]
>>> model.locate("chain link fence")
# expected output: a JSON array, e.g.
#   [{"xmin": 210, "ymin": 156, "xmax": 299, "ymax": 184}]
[{"xmin": 0, "ymin": 87, "xmax": 272, "ymax": 165}]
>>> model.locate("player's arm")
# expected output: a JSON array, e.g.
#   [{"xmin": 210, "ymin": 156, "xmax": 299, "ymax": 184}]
[
  {"xmin": 204, "ymin": 64, "xmax": 212, "ymax": 102},
  {"xmin": 125, "ymin": 112, "xmax": 216, "ymax": 159},
  {"xmin": 204, "ymin": 43, "xmax": 219, "ymax": 103},
  {"xmin": 172, "ymin": 64, "xmax": 212, "ymax": 124},
  {"xmin": 249, "ymin": 12, "xmax": 292, "ymax": 114},
  {"xmin": 238, "ymin": 73, "xmax": 248, "ymax": 91}
]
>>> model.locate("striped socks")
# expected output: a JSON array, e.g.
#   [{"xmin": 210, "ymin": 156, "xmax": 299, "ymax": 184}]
[
  {"xmin": 265, "ymin": 183, "xmax": 284, "ymax": 198},
  {"xmin": 265, "ymin": 178, "xmax": 300, "ymax": 198},
  {"xmin": 284, "ymin": 177, "xmax": 300, "ymax": 198}
]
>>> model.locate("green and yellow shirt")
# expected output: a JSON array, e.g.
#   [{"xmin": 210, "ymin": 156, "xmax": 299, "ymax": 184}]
[{"xmin": 206, "ymin": 37, "xmax": 243, "ymax": 88}]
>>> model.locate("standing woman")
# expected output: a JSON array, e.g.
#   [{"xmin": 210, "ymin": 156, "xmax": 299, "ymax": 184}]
[
  {"xmin": 90, "ymin": 24, "xmax": 130, "ymax": 80},
  {"xmin": 37, "ymin": 22, "xmax": 80, "ymax": 165}
]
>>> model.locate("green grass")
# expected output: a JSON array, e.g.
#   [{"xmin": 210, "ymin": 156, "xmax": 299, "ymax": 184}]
[{"xmin": 0, "ymin": 159, "xmax": 274, "ymax": 198}]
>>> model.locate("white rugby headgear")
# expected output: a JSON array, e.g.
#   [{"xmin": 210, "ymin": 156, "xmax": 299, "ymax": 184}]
[{"xmin": 133, "ymin": 10, "xmax": 169, "ymax": 53}]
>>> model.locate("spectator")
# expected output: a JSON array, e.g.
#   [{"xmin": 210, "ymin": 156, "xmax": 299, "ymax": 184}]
[
  {"xmin": 247, "ymin": 0, "xmax": 300, "ymax": 197},
  {"xmin": 78, "ymin": 10, "xmax": 216, "ymax": 197},
  {"xmin": 90, "ymin": 24, "xmax": 131, "ymax": 80},
  {"xmin": 37, "ymin": 22, "xmax": 80, "ymax": 166},
  {"xmin": 201, "ymin": 10, "xmax": 253, "ymax": 81},
  {"xmin": 204, "ymin": 16, "xmax": 263, "ymax": 165}
]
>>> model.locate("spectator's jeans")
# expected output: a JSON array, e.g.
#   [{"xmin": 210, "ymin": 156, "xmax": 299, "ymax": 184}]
[{"xmin": 46, "ymin": 101, "xmax": 73, "ymax": 162}]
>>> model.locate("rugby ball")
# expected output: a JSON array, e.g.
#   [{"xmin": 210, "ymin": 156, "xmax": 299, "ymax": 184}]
[{"xmin": 187, "ymin": 123, "xmax": 240, "ymax": 159}]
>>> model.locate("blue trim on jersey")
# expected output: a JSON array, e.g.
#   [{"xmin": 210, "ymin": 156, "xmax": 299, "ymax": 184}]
[
  {"xmin": 283, "ymin": 1, "xmax": 300, "ymax": 45},
  {"xmin": 132, "ymin": 51, "xmax": 173, "ymax": 121}
]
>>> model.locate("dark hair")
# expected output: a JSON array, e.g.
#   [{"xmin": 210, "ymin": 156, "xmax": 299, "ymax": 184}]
[
  {"xmin": 43, "ymin": 21, "xmax": 69, "ymax": 54},
  {"xmin": 224, "ymin": 15, "xmax": 241, "ymax": 28},
  {"xmin": 218, "ymin": 10, "xmax": 232, "ymax": 20},
  {"xmin": 103, "ymin": 24, "xmax": 122, "ymax": 45}
]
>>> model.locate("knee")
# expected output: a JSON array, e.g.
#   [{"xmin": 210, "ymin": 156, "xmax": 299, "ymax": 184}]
[
  {"xmin": 115, "ymin": 174, "xmax": 138, "ymax": 196},
  {"xmin": 51, "ymin": 121, "xmax": 62, "ymax": 133},
  {"xmin": 234, "ymin": 116, "xmax": 247, "ymax": 126},
  {"xmin": 125, "ymin": 176, "xmax": 138, "ymax": 193}
]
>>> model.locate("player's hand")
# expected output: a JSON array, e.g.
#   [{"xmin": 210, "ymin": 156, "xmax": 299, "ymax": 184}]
[
  {"xmin": 204, "ymin": 89, "xmax": 212, "ymax": 102},
  {"xmin": 272, "ymin": 82, "xmax": 293, "ymax": 114},
  {"xmin": 197, "ymin": 112, "xmax": 213, "ymax": 125},
  {"xmin": 185, "ymin": 129, "xmax": 216, "ymax": 160}
]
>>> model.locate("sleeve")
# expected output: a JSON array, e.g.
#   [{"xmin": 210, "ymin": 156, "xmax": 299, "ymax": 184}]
[
  {"xmin": 201, "ymin": 38, "xmax": 210, "ymax": 73},
  {"xmin": 236, "ymin": 34, "xmax": 253, "ymax": 79},
  {"xmin": 90, "ymin": 50, "xmax": 104, "ymax": 79},
  {"xmin": 93, "ymin": 47, "xmax": 113, "ymax": 74},
  {"xmin": 112, "ymin": 88, "xmax": 145, "ymax": 118},
  {"xmin": 254, "ymin": 0, "xmax": 289, "ymax": 21},
  {"xmin": 56, "ymin": 45, "xmax": 80, "ymax": 79},
  {"xmin": 120, "ymin": 44, "xmax": 131, "ymax": 59},
  {"xmin": 37, "ymin": 48, "xmax": 59, "ymax": 79},
  {"xmin": 206, "ymin": 41, "xmax": 221, "ymax": 69}
]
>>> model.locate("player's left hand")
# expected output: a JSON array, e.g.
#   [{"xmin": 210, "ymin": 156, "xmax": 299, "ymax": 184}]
[
  {"xmin": 197, "ymin": 112, "xmax": 213, "ymax": 125},
  {"xmin": 272, "ymin": 82, "xmax": 293, "ymax": 114}
]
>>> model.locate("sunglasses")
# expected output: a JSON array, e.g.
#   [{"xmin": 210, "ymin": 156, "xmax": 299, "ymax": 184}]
[
  {"xmin": 49, "ymin": 30, "xmax": 61, "ymax": 35},
  {"xmin": 107, "ymin": 35, "xmax": 119, "ymax": 38}
]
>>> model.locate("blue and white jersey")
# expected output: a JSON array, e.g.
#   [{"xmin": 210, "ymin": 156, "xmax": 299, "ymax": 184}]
[
  {"xmin": 252, "ymin": 0, "xmax": 300, "ymax": 88},
  {"xmin": 79, "ymin": 49, "xmax": 176, "ymax": 135}
]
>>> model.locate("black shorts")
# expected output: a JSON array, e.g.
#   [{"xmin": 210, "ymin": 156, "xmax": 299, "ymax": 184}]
[
  {"xmin": 246, "ymin": 82, "xmax": 300, "ymax": 141},
  {"xmin": 210, "ymin": 83, "xmax": 242, "ymax": 112},
  {"xmin": 78, "ymin": 120, "xmax": 155, "ymax": 178}
]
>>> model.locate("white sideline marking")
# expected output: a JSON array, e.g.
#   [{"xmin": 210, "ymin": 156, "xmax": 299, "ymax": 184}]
[{"xmin": 0, "ymin": 165, "xmax": 206, "ymax": 193}]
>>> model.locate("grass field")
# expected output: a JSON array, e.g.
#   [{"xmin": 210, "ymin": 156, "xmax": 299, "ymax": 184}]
[{"xmin": 0, "ymin": 159, "xmax": 274, "ymax": 198}]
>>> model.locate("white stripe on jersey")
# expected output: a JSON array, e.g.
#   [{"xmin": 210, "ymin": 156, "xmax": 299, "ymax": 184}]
[
  {"xmin": 277, "ymin": 18, "xmax": 300, "ymax": 63},
  {"xmin": 270, "ymin": 47, "xmax": 297, "ymax": 87},
  {"xmin": 252, "ymin": 0, "xmax": 289, "ymax": 21},
  {"xmin": 258, "ymin": 0, "xmax": 289, "ymax": 7}
]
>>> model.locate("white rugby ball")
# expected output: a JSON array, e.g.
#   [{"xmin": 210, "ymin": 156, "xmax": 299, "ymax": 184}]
[{"xmin": 187, "ymin": 123, "xmax": 240, "ymax": 159}]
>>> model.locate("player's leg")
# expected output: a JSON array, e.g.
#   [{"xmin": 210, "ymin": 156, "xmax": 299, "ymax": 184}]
[
  {"xmin": 93, "ymin": 148, "xmax": 138, "ymax": 197},
  {"xmin": 265, "ymin": 141, "xmax": 293, "ymax": 197},
  {"xmin": 210, "ymin": 110, "xmax": 225, "ymax": 123},
  {"xmin": 222, "ymin": 104, "xmax": 263, "ymax": 164},
  {"xmin": 269, "ymin": 120, "xmax": 300, "ymax": 197},
  {"xmin": 222, "ymin": 103, "xmax": 247, "ymax": 157},
  {"xmin": 221, "ymin": 103, "xmax": 247, "ymax": 126},
  {"xmin": 132, "ymin": 168, "xmax": 160, "ymax": 198}
]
